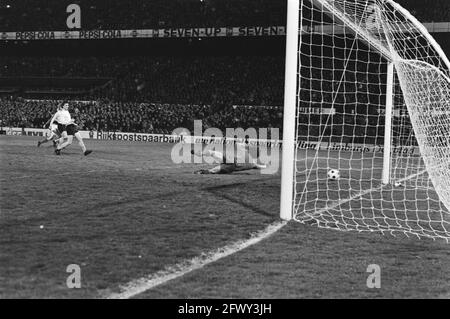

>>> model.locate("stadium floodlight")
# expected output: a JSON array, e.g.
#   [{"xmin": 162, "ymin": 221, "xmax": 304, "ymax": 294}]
[{"xmin": 280, "ymin": 0, "xmax": 450, "ymax": 241}]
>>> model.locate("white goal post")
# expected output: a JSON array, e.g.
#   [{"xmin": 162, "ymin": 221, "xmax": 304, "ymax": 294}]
[{"xmin": 280, "ymin": 0, "xmax": 450, "ymax": 240}]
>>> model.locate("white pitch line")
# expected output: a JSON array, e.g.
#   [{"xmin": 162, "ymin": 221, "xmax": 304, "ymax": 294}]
[{"xmin": 106, "ymin": 220, "xmax": 288, "ymax": 299}]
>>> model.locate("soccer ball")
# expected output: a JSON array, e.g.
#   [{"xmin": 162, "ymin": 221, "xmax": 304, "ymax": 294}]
[{"xmin": 327, "ymin": 169, "xmax": 340, "ymax": 180}]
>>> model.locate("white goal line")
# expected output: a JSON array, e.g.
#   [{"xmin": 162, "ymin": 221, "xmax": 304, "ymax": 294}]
[{"xmin": 106, "ymin": 221, "xmax": 288, "ymax": 299}]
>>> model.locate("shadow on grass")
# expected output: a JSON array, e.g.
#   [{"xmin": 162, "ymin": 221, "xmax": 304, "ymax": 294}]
[{"xmin": 203, "ymin": 179, "xmax": 277, "ymax": 218}]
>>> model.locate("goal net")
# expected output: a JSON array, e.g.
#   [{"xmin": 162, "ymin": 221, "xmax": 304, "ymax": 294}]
[{"xmin": 281, "ymin": 0, "xmax": 450, "ymax": 241}]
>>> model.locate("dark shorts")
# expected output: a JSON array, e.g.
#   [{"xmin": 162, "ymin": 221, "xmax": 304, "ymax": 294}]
[
  {"xmin": 66, "ymin": 124, "xmax": 79, "ymax": 136},
  {"xmin": 57, "ymin": 123, "xmax": 67, "ymax": 133}
]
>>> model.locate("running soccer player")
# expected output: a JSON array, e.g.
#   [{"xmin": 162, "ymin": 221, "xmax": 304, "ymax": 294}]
[
  {"xmin": 52, "ymin": 102, "xmax": 92, "ymax": 156},
  {"xmin": 191, "ymin": 143, "xmax": 266, "ymax": 174}
]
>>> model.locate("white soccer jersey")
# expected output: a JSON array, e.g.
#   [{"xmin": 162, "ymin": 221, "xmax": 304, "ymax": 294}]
[{"xmin": 54, "ymin": 110, "xmax": 72, "ymax": 125}]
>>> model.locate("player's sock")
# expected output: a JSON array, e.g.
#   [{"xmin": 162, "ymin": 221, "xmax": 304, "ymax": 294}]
[{"xmin": 78, "ymin": 140, "xmax": 87, "ymax": 153}]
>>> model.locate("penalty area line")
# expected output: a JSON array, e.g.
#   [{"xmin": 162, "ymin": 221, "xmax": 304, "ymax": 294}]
[{"xmin": 106, "ymin": 220, "xmax": 288, "ymax": 299}]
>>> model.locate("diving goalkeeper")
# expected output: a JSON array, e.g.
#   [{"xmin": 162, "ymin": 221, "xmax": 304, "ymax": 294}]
[{"xmin": 191, "ymin": 143, "xmax": 266, "ymax": 174}]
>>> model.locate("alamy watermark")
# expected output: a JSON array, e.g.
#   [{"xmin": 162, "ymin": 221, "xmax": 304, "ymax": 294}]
[
  {"xmin": 170, "ymin": 120, "xmax": 280, "ymax": 174},
  {"xmin": 366, "ymin": 264, "xmax": 381, "ymax": 289},
  {"xmin": 66, "ymin": 264, "xmax": 81, "ymax": 289}
]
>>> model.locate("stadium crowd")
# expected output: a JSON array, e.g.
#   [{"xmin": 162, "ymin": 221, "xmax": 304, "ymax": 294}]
[
  {"xmin": 0, "ymin": 97, "xmax": 283, "ymax": 134},
  {"xmin": 0, "ymin": 0, "xmax": 448, "ymax": 32},
  {"xmin": 0, "ymin": 55, "xmax": 285, "ymax": 106}
]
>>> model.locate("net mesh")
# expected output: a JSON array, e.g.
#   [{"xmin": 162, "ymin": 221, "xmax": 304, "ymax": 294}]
[{"xmin": 293, "ymin": 0, "xmax": 450, "ymax": 240}]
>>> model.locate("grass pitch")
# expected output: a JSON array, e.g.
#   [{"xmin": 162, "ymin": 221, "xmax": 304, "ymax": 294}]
[{"xmin": 0, "ymin": 136, "xmax": 449, "ymax": 298}]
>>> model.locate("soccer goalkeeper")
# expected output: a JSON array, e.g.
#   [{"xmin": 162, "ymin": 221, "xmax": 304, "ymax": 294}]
[{"xmin": 191, "ymin": 143, "xmax": 266, "ymax": 174}]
